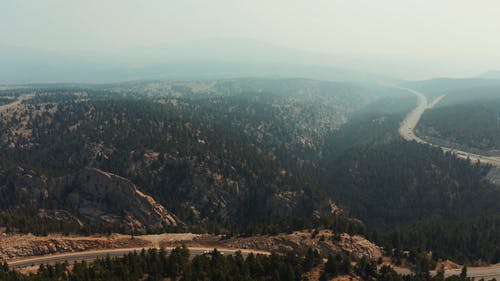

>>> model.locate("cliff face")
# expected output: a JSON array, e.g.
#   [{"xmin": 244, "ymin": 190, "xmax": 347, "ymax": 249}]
[
  {"xmin": 58, "ymin": 168, "xmax": 179, "ymax": 231},
  {"xmin": 0, "ymin": 167, "xmax": 180, "ymax": 233},
  {"xmin": 1, "ymin": 165, "xmax": 336, "ymax": 233},
  {"xmin": 123, "ymin": 148, "xmax": 339, "ymax": 225}
]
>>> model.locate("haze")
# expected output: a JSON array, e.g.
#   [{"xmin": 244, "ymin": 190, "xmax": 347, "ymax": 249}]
[{"xmin": 2, "ymin": 0, "xmax": 500, "ymax": 83}]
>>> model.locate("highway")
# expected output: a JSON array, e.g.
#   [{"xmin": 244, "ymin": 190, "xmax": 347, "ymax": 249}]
[
  {"xmin": 396, "ymin": 86, "xmax": 500, "ymax": 278},
  {"xmin": 398, "ymin": 86, "xmax": 500, "ymax": 167},
  {"xmin": 7, "ymin": 247, "xmax": 270, "ymax": 269},
  {"xmin": 8, "ymin": 246, "xmax": 500, "ymax": 279},
  {"xmin": 394, "ymin": 265, "xmax": 500, "ymax": 280},
  {"xmin": 2, "ymin": 89, "xmax": 498, "ymax": 278}
]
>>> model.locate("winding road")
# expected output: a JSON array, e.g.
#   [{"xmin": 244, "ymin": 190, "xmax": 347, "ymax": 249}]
[
  {"xmin": 2, "ymin": 88, "xmax": 499, "ymax": 279},
  {"xmin": 394, "ymin": 265, "xmax": 500, "ymax": 280},
  {"xmin": 398, "ymin": 86, "xmax": 500, "ymax": 167},
  {"xmin": 6, "ymin": 247, "xmax": 269, "ymax": 269},
  {"xmin": 7, "ymin": 246, "xmax": 499, "ymax": 279},
  {"xmin": 396, "ymin": 85, "xmax": 500, "ymax": 279}
]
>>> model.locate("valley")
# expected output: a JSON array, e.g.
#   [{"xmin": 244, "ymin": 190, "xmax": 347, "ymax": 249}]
[
  {"xmin": 3, "ymin": 2, "xmax": 500, "ymax": 280},
  {"xmin": 0, "ymin": 78, "xmax": 499, "ymax": 280},
  {"xmin": 398, "ymin": 86, "xmax": 500, "ymax": 167}
]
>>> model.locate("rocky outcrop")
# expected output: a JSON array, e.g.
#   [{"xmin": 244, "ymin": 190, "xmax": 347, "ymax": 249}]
[
  {"xmin": 37, "ymin": 209, "xmax": 84, "ymax": 227},
  {"xmin": 0, "ymin": 234, "xmax": 149, "ymax": 260},
  {"xmin": 0, "ymin": 167, "xmax": 180, "ymax": 233},
  {"xmin": 223, "ymin": 229, "xmax": 382, "ymax": 261},
  {"xmin": 54, "ymin": 168, "xmax": 179, "ymax": 232}
]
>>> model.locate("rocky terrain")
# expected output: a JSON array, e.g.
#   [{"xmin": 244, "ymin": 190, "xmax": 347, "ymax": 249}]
[
  {"xmin": 1, "ymin": 79, "xmax": 498, "ymax": 267},
  {"xmin": 0, "ymin": 167, "xmax": 180, "ymax": 233},
  {"xmin": 221, "ymin": 229, "xmax": 382, "ymax": 261},
  {"xmin": 0, "ymin": 79, "xmax": 370, "ymax": 233},
  {"xmin": 60, "ymin": 168, "xmax": 179, "ymax": 229},
  {"xmin": 0, "ymin": 230, "xmax": 380, "ymax": 263},
  {"xmin": 0, "ymin": 234, "xmax": 149, "ymax": 260}
]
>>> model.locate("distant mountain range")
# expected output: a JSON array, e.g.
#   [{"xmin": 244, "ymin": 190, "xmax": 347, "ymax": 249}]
[
  {"xmin": 479, "ymin": 70, "xmax": 500, "ymax": 79},
  {"xmin": 0, "ymin": 39, "xmax": 399, "ymax": 84}
]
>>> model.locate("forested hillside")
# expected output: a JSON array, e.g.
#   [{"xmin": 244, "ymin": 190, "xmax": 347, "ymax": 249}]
[
  {"xmin": 419, "ymin": 100, "xmax": 500, "ymax": 151},
  {"xmin": 403, "ymin": 78, "xmax": 500, "ymax": 152},
  {"xmin": 320, "ymin": 95, "xmax": 500, "ymax": 263},
  {"xmin": 0, "ymin": 79, "xmax": 499, "ymax": 264},
  {"xmin": 0, "ymin": 79, "xmax": 370, "ymax": 234}
]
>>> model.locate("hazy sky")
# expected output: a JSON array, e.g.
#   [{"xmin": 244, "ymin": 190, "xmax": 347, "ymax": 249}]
[{"xmin": 1, "ymin": 0, "xmax": 500, "ymax": 81}]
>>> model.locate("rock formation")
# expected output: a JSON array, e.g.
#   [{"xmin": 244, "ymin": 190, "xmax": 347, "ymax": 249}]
[
  {"xmin": 223, "ymin": 229, "xmax": 382, "ymax": 261},
  {"xmin": 0, "ymin": 166, "xmax": 180, "ymax": 233}
]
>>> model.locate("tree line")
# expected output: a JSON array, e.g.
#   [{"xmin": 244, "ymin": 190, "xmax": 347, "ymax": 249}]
[{"xmin": 0, "ymin": 247, "xmax": 478, "ymax": 281}]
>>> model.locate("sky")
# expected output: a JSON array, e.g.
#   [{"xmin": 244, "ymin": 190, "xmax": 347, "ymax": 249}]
[{"xmin": 1, "ymin": 0, "xmax": 500, "ymax": 82}]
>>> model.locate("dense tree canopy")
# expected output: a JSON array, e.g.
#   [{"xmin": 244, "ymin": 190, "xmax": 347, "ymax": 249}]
[{"xmin": 0, "ymin": 81, "xmax": 498, "ymax": 264}]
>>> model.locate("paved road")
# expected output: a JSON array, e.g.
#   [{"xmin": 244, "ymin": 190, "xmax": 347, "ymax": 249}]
[
  {"xmin": 398, "ymin": 86, "xmax": 500, "ymax": 167},
  {"xmin": 395, "ymin": 265, "xmax": 500, "ymax": 280},
  {"xmin": 396, "ymin": 86, "xmax": 500, "ymax": 279},
  {"xmin": 7, "ymin": 247, "xmax": 269, "ymax": 269}
]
